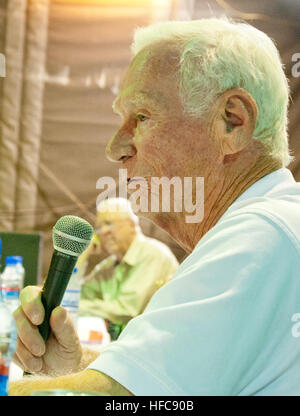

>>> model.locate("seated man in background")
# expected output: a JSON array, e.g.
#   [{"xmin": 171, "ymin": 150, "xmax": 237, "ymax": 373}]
[{"xmin": 78, "ymin": 197, "xmax": 179, "ymax": 339}]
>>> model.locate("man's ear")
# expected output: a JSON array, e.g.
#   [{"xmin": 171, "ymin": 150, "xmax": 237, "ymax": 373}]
[{"xmin": 212, "ymin": 88, "xmax": 258, "ymax": 157}]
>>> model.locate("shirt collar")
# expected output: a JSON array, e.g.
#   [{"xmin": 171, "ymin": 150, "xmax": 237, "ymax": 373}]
[
  {"xmin": 122, "ymin": 233, "xmax": 145, "ymax": 266},
  {"xmin": 193, "ymin": 168, "xmax": 295, "ymax": 251},
  {"xmin": 231, "ymin": 168, "xmax": 295, "ymax": 204}
]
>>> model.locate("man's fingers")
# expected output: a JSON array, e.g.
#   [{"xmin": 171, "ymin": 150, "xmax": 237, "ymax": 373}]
[
  {"xmin": 13, "ymin": 307, "xmax": 46, "ymax": 357},
  {"xmin": 12, "ymin": 352, "xmax": 25, "ymax": 371},
  {"xmin": 50, "ymin": 306, "xmax": 80, "ymax": 351},
  {"xmin": 14, "ymin": 337, "xmax": 43, "ymax": 373},
  {"xmin": 19, "ymin": 285, "xmax": 44, "ymax": 326}
]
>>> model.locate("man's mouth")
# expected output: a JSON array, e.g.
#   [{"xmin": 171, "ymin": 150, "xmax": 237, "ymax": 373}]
[
  {"xmin": 127, "ymin": 177, "xmax": 139, "ymax": 184},
  {"xmin": 127, "ymin": 177, "xmax": 149, "ymax": 187}
]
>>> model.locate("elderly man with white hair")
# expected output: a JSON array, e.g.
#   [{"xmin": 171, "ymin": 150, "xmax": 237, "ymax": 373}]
[
  {"xmin": 77, "ymin": 197, "xmax": 178, "ymax": 339},
  {"xmin": 10, "ymin": 18, "xmax": 300, "ymax": 395}
]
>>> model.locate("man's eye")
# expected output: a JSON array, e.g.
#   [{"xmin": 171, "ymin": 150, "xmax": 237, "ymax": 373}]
[{"xmin": 136, "ymin": 114, "xmax": 148, "ymax": 122}]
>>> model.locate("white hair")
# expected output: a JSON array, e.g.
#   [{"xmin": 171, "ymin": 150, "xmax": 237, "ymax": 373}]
[
  {"xmin": 131, "ymin": 18, "xmax": 292, "ymax": 166},
  {"xmin": 97, "ymin": 197, "xmax": 139, "ymax": 225}
]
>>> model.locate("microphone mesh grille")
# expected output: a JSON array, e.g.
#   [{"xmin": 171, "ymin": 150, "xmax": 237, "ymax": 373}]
[{"xmin": 53, "ymin": 215, "xmax": 94, "ymax": 256}]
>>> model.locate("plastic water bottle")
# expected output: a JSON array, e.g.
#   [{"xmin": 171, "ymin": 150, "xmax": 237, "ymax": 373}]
[
  {"xmin": 61, "ymin": 267, "xmax": 81, "ymax": 330},
  {"xmin": 1, "ymin": 256, "xmax": 23, "ymax": 314},
  {"xmin": 14, "ymin": 256, "xmax": 25, "ymax": 286},
  {"xmin": 0, "ymin": 299, "xmax": 17, "ymax": 396},
  {"xmin": 0, "ymin": 239, "xmax": 17, "ymax": 396}
]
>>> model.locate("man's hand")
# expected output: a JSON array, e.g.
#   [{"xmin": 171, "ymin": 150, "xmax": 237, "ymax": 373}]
[
  {"xmin": 13, "ymin": 285, "xmax": 82, "ymax": 377},
  {"xmin": 9, "ymin": 369, "xmax": 133, "ymax": 396}
]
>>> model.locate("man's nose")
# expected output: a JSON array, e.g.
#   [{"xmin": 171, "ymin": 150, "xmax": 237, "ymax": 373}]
[{"xmin": 106, "ymin": 128, "xmax": 136, "ymax": 162}]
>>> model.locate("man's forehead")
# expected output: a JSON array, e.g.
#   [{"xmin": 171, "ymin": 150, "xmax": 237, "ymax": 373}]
[
  {"xmin": 112, "ymin": 90, "xmax": 167, "ymax": 112},
  {"xmin": 96, "ymin": 210, "xmax": 130, "ymax": 223},
  {"xmin": 131, "ymin": 42, "xmax": 180, "ymax": 75},
  {"xmin": 112, "ymin": 44, "xmax": 180, "ymax": 112}
]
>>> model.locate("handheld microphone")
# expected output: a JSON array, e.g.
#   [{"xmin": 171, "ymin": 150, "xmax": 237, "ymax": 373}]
[{"xmin": 38, "ymin": 215, "xmax": 94, "ymax": 341}]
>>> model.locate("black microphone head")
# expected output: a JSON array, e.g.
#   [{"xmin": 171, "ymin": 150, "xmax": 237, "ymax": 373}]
[{"xmin": 53, "ymin": 215, "xmax": 94, "ymax": 257}]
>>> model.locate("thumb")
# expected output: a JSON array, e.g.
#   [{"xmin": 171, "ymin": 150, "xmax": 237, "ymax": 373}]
[{"xmin": 49, "ymin": 306, "xmax": 79, "ymax": 350}]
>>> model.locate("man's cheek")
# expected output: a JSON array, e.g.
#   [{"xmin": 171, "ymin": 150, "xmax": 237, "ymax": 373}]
[
  {"xmin": 142, "ymin": 142, "xmax": 170, "ymax": 173},
  {"xmin": 135, "ymin": 120, "xmax": 157, "ymax": 142},
  {"xmin": 138, "ymin": 137, "xmax": 161, "ymax": 161}
]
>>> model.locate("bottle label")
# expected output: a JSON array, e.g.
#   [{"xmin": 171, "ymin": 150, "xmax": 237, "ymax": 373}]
[
  {"xmin": 1, "ymin": 287, "xmax": 20, "ymax": 302},
  {"xmin": 0, "ymin": 365, "xmax": 9, "ymax": 397},
  {"xmin": 0, "ymin": 364, "xmax": 9, "ymax": 377},
  {"xmin": 62, "ymin": 289, "xmax": 80, "ymax": 310}
]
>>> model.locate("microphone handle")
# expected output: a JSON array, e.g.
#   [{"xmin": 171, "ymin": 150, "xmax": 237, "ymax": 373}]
[{"xmin": 38, "ymin": 250, "xmax": 78, "ymax": 341}]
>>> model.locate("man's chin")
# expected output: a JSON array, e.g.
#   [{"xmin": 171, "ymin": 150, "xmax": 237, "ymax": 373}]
[
  {"xmin": 137, "ymin": 210, "xmax": 173, "ymax": 229},
  {"xmin": 102, "ymin": 244, "xmax": 118, "ymax": 256}
]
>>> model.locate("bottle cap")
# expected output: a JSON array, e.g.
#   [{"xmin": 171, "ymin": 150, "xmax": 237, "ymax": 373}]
[
  {"xmin": 12, "ymin": 256, "xmax": 23, "ymax": 263},
  {"xmin": 5, "ymin": 256, "xmax": 19, "ymax": 266}
]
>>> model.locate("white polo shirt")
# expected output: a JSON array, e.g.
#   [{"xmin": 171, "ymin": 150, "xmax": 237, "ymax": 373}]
[{"xmin": 88, "ymin": 168, "xmax": 300, "ymax": 396}]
